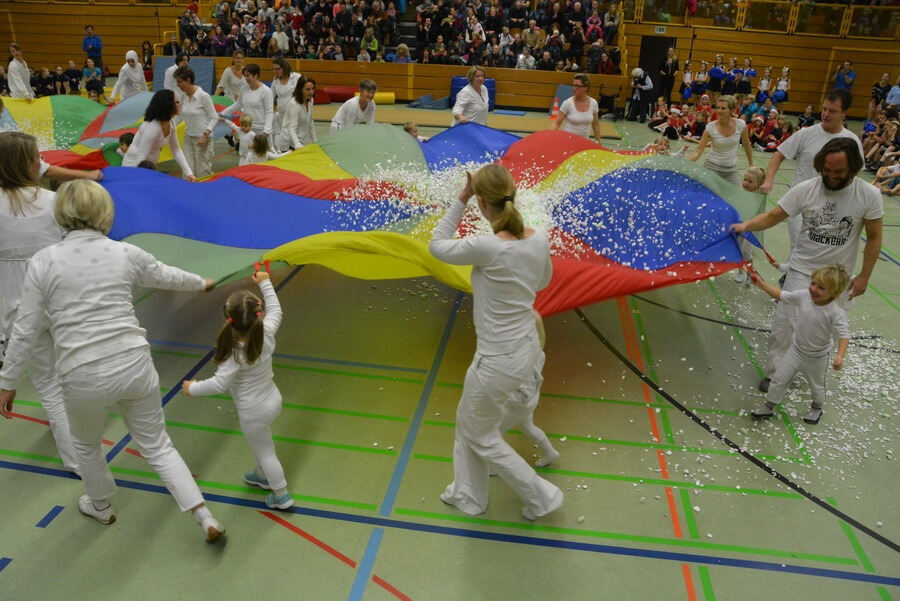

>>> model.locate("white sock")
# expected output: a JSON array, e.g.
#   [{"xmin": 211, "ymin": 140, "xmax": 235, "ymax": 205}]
[
  {"xmin": 273, "ymin": 487, "xmax": 288, "ymax": 497},
  {"xmin": 193, "ymin": 505, "xmax": 212, "ymax": 524},
  {"xmin": 534, "ymin": 437, "xmax": 560, "ymax": 467}
]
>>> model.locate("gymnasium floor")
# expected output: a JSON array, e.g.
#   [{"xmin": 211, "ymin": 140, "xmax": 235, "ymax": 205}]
[{"xmin": 0, "ymin": 112, "xmax": 897, "ymax": 601}]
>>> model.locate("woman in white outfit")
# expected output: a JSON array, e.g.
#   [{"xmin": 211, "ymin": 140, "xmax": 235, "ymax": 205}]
[
  {"xmin": 0, "ymin": 180, "xmax": 225, "ymax": 542},
  {"xmin": 174, "ymin": 66, "xmax": 218, "ymax": 179},
  {"xmin": 552, "ymin": 73, "xmax": 602, "ymax": 140},
  {"xmin": 688, "ymin": 94, "xmax": 753, "ymax": 186},
  {"xmin": 269, "ymin": 58, "xmax": 300, "ymax": 151},
  {"xmin": 122, "ymin": 89, "xmax": 197, "ymax": 181},
  {"xmin": 429, "ymin": 164, "xmax": 563, "ymax": 520},
  {"xmin": 451, "ymin": 66, "xmax": 489, "ymax": 126},
  {"xmin": 280, "ymin": 75, "xmax": 317, "ymax": 151},
  {"xmin": 0, "ymin": 132, "xmax": 78, "ymax": 472},
  {"xmin": 219, "ymin": 63, "xmax": 274, "ymax": 140},
  {"xmin": 215, "ymin": 50, "xmax": 245, "ymax": 100},
  {"xmin": 7, "ymin": 43, "xmax": 33, "ymax": 100},
  {"xmin": 109, "ymin": 50, "xmax": 148, "ymax": 103}
]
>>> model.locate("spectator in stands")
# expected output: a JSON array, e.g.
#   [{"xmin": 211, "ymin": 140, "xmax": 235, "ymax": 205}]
[
  {"xmin": 536, "ymin": 50, "xmax": 555, "ymax": 71},
  {"xmin": 602, "ymin": 3, "xmax": 620, "ymax": 45},
  {"xmin": 361, "ymin": 27, "xmax": 379, "ymax": 55},
  {"xmin": 82, "ymin": 26, "xmax": 104, "ymax": 73},
  {"xmin": 508, "ymin": 0, "xmax": 528, "ymax": 29},
  {"xmin": 798, "ymin": 104, "xmax": 817, "ymax": 128},
  {"xmin": 64, "ymin": 60, "xmax": 82, "ymax": 94},
  {"xmin": 140, "ymin": 41, "xmax": 155, "ymax": 73},
  {"xmin": 394, "ymin": 43, "xmax": 413, "ymax": 64},
  {"xmin": 33, "ymin": 68, "xmax": 54, "ymax": 97},
  {"xmin": 52, "ymin": 66, "xmax": 69, "ymax": 96},
  {"xmin": 658, "ymin": 47, "xmax": 678, "ymax": 108},
  {"xmin": 209, "ymin": 26, "xmax": 227, "ymax": 57},
  {"xmin": 522, "ymin": 20, "xmax": 541, "ymax": 51},
  {"xmin": 830, "ymin": 61, "xmax": 855, "ymax": 92},
  {"xmin": 585, "ymin": 9, "xmax": 602, "ymax": 41},
  {"xmin": 163, "ymin": 34, "xmax": 183, "ymax": 57},
  {"xmin": 195, "ymin": 30, "xmax": 212, "ymax": 56},
  {"xmin": 180, "ymin": 10, "xmax": 199, "ymax": 42},
  {"xmin": 626, "ymin": 67, "xmax": 653, "ymax": 122},
  {"xmin": 869, "ymin": 72, "xmax": 892, "ymax": 121},
  {"xmin": 81, "ymin": 58, "xmax": 105, "ymax": 100},
  {"xmin": 110, "ymin": 51, "xmax": 149, "ymax": 103},
  {"xmin": 516, "ymin": 47, "xmax": 536, "ymax": 70},
  {"xmin": 7, "ymin": 43, "xmax": 33, "ymax": 101}
]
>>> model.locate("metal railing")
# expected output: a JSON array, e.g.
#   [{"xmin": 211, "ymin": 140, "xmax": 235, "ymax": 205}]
[{"xmin": 622, "ymin": 0, "xmax": 900, "ymax": 39}]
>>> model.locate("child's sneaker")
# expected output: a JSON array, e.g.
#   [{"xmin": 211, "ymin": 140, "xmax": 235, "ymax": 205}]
[
  {"xmin": 265, "ymin": 491, "xmax": 295, "ymax": 510},
  {"xmin": 201, "ymin": 516, "xmax": 226, "ymax": 543},
  {"xmin": 78, "ymin": 494, "xmax": 116, "ymax": 525},
  {"xmin": 750, "ymin": 403, "xmax": 775, "ymax": 419},
  {"xmin": 733, "ymin": 270, "xmax": 748, "ymax": 284},
  {"xmin": 802, "ymin": 406, "xmax": 823, "ymax": 425},
  {"xmin": 244, "ymin": 471, "xmax": 271, "ymax": 490}
]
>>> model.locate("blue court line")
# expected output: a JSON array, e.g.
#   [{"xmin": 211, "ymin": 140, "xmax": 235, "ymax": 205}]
[
  {"xmin": 148, "ymin": 339, "xmax": 428, "ymax": 375},
  {"xmin": 106, "ymin": 267, "xmax": 303, "ymax": 464},
  {"xmin": 348, "ymin": 291, "xmax": 464, "ymax": 601},
  {"xmin": 2, "ymin": 459, "xmax": 898, "ymax": 589},
  {"xmin": 35, "ymin": 505, "xmax": 64, "ymax": 528},
  {"xmin": 0, "ymin": 557, "xmax": 11, "ymax": 573}
]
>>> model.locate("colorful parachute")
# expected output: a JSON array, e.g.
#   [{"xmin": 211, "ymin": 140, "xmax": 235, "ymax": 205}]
[{"xmin": 5, "ymin": 96, "xmax": 764, "ymax": 315}]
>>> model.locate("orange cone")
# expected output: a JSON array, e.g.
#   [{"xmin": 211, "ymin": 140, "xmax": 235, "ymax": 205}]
[{"xmin": 550, "ymin": 97, "xmax": 560, "ymax": 120}]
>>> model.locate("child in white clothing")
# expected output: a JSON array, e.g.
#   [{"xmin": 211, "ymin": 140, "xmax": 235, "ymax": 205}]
[
  {"xmin": 733, "ymin": 166, "xmax": 766, "ymax": 285},
  {"xmin": 220, "ymin": 114, "xmax": 256, "ymax": 165},
  {"xmin": 245, "ymin": 135, "xmax": 288, "ymax": 164},
  {"xmin": 749, "ymin": 264, "xmax": 850, "ymax": 424},
  {"xmin": 182, "ymin": 270, "xmax": 294, "ymax": 509}
]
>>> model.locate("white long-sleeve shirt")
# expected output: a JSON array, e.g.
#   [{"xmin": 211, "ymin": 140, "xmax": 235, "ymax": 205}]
[
  {"xmin": 0, "ymin": 188, "xmax": 62, "ymax": 339},
  {"xmin": 452, "ymin": 84, "xmax": 489, "ymax": 126},
  {"xmin": 271, "ymin": 72, "xmax": 300, "ymax": 113},
  {"xmin": 122, "ymin": 120, "xmax": 194, "ymax": 177},
  {"xmin": 280, "ymin": 98, "xmax": 316, "ymax": 149},
  {"xmin": 111, "ymin": 55, "xmax": 148, "ymax": 101},
  {"xmin": 177, "ymin": 87, "xmax": 218, "ymax": 137},
  {"xmin": 223, "ymin": 120, "xmax": 256, "ymax": 164},
  {"xmin": 216, "ymin": 67, "xmax": 244, "ymax": 100},
  {"xmin": 7, "ymin": 59, "xmax": 33, "ymax": 99},
  {"xmin": 164, "ymin": 63, "xmax": 179, "ymax": 93},
  {"xmin": 187, "ymin": 279, "xmax": 282, "ymax": 412},
  {"xmin": 330, "ymin": 96, "xmax": 375, "ymax": 133},
  {"xmin": 221, "ymin": 83, "xmax": 274, "ymax": 135},
  {"xmin": 0, "ymin": 230, "xmax": 206, "ymax": 386},
  {"xmin": 429, "ymin": 200, "xmax": 552, "ymax": 355}
]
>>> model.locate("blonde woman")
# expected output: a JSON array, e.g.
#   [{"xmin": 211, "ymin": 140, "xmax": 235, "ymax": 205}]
[
  {"xmin": 0, "ymin": 180, "xmax": 224, "ymax": 542},
  {"xmin": 552, "ymin": 73, "xmax": 602, "ymax": 140},
  {"xmin": 429, "ymin": 164, "xmax": 563, "ymax": 521},
  {"xmin": 688, "ymin": 95, "xmax": 753, "ymax": 186},
  {"xmin": 215, "ymin": 50, "xmax": 245, "ymax": 100},
  {"xmin": 451, "ymin": 66, "xmax": 489, "ymax": 126},
  {"xmin": 394, "ymin": 43, "xmax": 413, "ymax": 64}
]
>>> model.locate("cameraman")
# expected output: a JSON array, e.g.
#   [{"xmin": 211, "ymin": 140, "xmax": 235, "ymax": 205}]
[
  {"xmin": 627, "ymin": 67, "xmax": 653, "ymax": 122},
  {"xmin": 830, "ymin": 60, "xmax": 855, "ymax": 92}
]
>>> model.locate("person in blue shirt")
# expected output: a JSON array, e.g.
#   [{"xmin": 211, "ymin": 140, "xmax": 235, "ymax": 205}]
[
  {"xmin": 886, "ymin": 74, "xmax": 900, "ymax": 109},
  {"xmin": 82, "ymin": 26, "xmax": 103, "ymax": 72},
  {"xmin": 830, "ymin": 60, "xmax": 855, "ymax": 92}
]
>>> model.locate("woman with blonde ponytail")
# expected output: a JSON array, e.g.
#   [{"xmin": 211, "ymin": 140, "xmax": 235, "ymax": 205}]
[{"xmin": 429, "ymin": 164, "xmax": 563, "ymax": 521}]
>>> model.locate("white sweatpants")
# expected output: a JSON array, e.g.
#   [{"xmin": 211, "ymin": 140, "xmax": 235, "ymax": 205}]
[
  {"xmin": 182, "ymin": 135, "xmax": 214, "ymax": 179},
  {"xmin": 237, "ymin": 389, "xmax": 287, "ymax": 491},
  {"xmin": 766, "ymin": 343, "xmax": 828, "ymax": 408},
  {"xmin": 60, "ymin": 347, "xmax": 204, "ymax": 511},
  {"xmin": 28, "ymin": 331, "xmax": 79, "ymax": 472},
  {"xmin": 442, "ymin": 334, "xmax": 563, "ymax": 517}
]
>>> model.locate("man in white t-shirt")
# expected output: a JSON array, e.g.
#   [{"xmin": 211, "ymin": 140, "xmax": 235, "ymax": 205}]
[
  {"xmin": 330, "ymin": 79, "xmax": 377, "ymax": 133},
  {"xmin": 759, "ymin": 89, "xmax": 864, "ymax": 249},
  {"xmin": 164, "ymin": 53, "xmax": 190, "ymax": 93},
  {"xmin": 731, "ymin": 137, "xmax": 884, "ymax": 391}
]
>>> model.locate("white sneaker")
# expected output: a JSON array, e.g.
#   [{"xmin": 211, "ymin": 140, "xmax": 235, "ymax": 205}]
[
  {"xmin": 202, "ymin": 516, "xmax": 225, "ymax": 543},
  {"xmin": 78, "ymin": 495, "xmax": 116, "ymax": 525},
  {"xmin": 733, "ymin": 270, "xmax": 747, "ymax": 284}
]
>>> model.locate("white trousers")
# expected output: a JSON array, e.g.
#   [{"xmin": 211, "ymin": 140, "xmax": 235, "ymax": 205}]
[
  {"xmin": 237, "ymin": 389, "xmax": 287, "ymax": 491},
  {"xmin": 60, "ymin": 347, "xmax": 204, "ymax": 511},
  {"xmin": 765, "ymin": 269, "xmax": 810, "ymax": 377},
  {"xmin": 27, "ymin": 331, "xmax": 79, "ymax": 472},
  {"xmin": 766, "ymin": 343, "xmax": 828, "ymax": 408},
  {"xmin": 442, "ymin": 334, "xmax": 563, "ymax": 517},
  {"xmin": 183, "ymin": 135, "xmax": 214, "ymax": 179}
]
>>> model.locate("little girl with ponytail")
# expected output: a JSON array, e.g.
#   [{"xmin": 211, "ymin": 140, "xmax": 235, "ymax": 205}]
[{"xmin": 182, "ymin": 267, "xmax": 295, "ymax": 510}]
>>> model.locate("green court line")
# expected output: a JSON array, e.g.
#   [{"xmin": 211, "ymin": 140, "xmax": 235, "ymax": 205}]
[
  {"xmin": 411, "ymin": 453, "xmax": 800, "ymax": 498},
  {"xmin": 0, "ymin": 448, "xmax": 63, "ymax": 464},
  {"xmin": 152, "ymin": 349, "xmax": 205, "ymax": 359},
  {"xmin": 698, "ymin": 566, "xmax": 717, "ymax": 601},
  {"xmin": 705, "ymin": 281, "xmax": 813, "ymax": 464},
  {"xmin": 877, "ymin": 587, "xmax": 893, "ymax": 601},
  {"xmin": 133, "ymin": 290, "xmax": 156, "ymax": 306},
  {"xmin": 680, "ymin": 488, "xmax": 701, "ymax": 540},
  {"xmin": 272, "ymin": 362, "xmax": 425, "ymax": 384},
  {"xmin": 420, "ymin": 419, "xmax": 805, "ymax": 463},
  {"xmin": 630, "ymin": 296, "xmax": 676, "ymax": 444},
  {"xmin": 868, "ymin": 284, "xmax": 899, "ymax": 313},
  {"xmin": 828, "ymin": 497, "xmax": 876, "ymax": 574},
  {"xmin": 393, "ymin": 508, "xmax": 858, "ymax": 566}
]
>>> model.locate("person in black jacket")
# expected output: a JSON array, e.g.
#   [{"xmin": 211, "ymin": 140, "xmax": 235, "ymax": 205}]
[{"xmin": 658, "ymin": 47, "xmax": 678, "ymax": 108}]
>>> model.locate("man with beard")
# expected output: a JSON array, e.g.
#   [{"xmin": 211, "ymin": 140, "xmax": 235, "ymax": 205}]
[{"xmin": 731, "ymin": 138, "xmax": 883, "ymax": 392}]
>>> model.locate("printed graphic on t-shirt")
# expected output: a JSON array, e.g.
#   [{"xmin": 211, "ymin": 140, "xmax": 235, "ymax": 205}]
[{"xmin": 806, "ymin": 201, "xmax": 854, "ymax": 246}]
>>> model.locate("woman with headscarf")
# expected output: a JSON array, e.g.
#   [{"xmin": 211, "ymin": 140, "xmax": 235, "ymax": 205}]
[{"xmin": 109, "ymin": 50, "xmax": 148, "ymax": 103}]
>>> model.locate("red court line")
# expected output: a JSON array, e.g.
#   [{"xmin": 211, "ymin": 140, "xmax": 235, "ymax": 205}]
[
  {"xmin": 258, "ymin": 510, "xmax": 412, "ymax": 600},
  {"xmin": 10, "ymin": 412, "xmax": 141, "ymax": 457},
  {"xmin": 615, "ymin": 298, "xmax": 697, "ymax": 601}
]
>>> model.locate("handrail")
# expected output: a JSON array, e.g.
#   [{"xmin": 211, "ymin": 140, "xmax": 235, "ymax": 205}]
[{"xmin": 622, "ymin": 0, "xmax": 899, "ymax": 39}]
